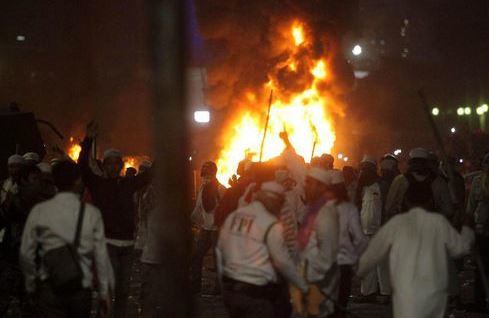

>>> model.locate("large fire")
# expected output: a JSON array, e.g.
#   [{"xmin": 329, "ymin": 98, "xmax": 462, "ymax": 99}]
[
  {"xmin": 67, "ymin": 137, "xmax": 82, "ymax": 162},
  {"xmin": 216, "ymin": 20, "xmax": 337, "ymax": 185}
]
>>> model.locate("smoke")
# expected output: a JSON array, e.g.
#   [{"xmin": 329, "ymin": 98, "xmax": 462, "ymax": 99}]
[{"xmin": 195, "ymin": 0, "xmax": 355, "ymax": 111}]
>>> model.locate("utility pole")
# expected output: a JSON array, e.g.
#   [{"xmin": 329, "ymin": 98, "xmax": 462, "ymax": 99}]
[{"xmin": 148, "ymin": 0, "xmax": 192, "ymax": 317}]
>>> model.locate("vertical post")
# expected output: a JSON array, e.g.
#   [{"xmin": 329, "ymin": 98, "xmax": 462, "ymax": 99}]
[
  {"xmin": 148, "ymin": 0, "xmax": 192, "ymax": 317},
  {"xmin": 259, "ymin": 90, "xmax": 273, "ymax": 162}
]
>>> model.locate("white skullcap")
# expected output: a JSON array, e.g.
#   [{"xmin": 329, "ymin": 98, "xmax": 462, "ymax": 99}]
[
  {"xmin": 260, "ymin": 181, "xmax": 285, "ymax": 197},
  {"xmin": 361, "ymin": 155, "xmax": 377, "ymax": 166},
  {"xmin": 37, "ymin": 162, "xmax": 52, "ymax": 174},
  {"xmin": 307, "ymin": 167, "xmax": 331, "ymax": 185},
  {"xmin": 23, "ymin": 152, "xmax": 40, "ymax": 163},
  {"xmin": 139, "ymin": 160, "xmax": 152, "ymax": 169},
  {"xmin": 103, "ymin": 149, "xmax": 123, "ymax": 160},
  {"xmin": 330, "ymin": 170, "xmax": 345, "ymax": 185},
  {"xmin": 8, "ymin": 154, "xmax": 24, "ymax": 165},
  {"xmin": 409, "ymin": 147, "xmax": 429, "ymax": 160}
]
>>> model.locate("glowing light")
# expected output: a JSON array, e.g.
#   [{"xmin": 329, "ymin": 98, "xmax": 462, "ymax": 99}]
[
  {"xmin": 459, "ymin": 158, "xmax": 464, "ymax": 164},
  {"xmin": 292, "ymin": 23, "xmax": 305, "ymax": 46},
  {"xmin": 464, "ymin": 107, "xmax": 472, "ymax": 115},
  {"xmin": 194, "ymin": 110, "xmax": 210, "ymax": 123},
  {"xmin": 352, "ymin": 44, "xmax": 362, "ymax": 56},
  {"xmin": 457, "ymin": 107, "xmax": 464, "ymax": 116},
  {"xmin": 338, "ymin": 153, "xmax": 344, "ymax": 159},
  {"xmin": 483, "ymin": 104, "xmax": 489, "ymax": 112},
  {"xmin": 394, "ymin": 149, "xmax": 402, "ymax": 156},
  {"xmin": 431, "ymin": 107, "xmax": 439, "ymax": 116},
  {"xmin": 16, "ymin": 35, "xmax": 25, "ymax": 42},
  {"xmin": 343, "ymin": 157, "xmax": 349, "ymax": 162},
  {"xmin": 477, "ymin": 104, "xmax": 488, "ymax": 115},
  {"xmin": 451, "ymin": 127, "xmax": 456, "ymax": 134}
]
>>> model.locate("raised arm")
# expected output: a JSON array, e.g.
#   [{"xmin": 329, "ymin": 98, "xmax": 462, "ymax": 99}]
[{"xmin": 78, "ymin": 122, "xmax": 101, "ymax": 188}]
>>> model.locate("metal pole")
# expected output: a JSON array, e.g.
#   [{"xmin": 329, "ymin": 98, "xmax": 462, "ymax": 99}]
[
  {"xmin": 148, "ymin": 0, "xmax": 192, "ymax": 317},
  {"xmin": 259, "ymin": 90, "xmax": 273, "ymax": 162}
]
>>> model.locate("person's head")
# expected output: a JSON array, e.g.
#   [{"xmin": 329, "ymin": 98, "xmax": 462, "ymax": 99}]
[
  {"xmin": 126, "ymin": 167, "xmax": 137, "ymax": 177},
  {"xmin": 427, "ymin": 152, "xmax": 440, "ymax": 173},
  {"xmin": 324, "ymin": 170, "xmax": 350, "ymax": 203},
  {"xmin": 404, "ymin": 177, "xmax": 434, "ymax": 211},
  {"xmin": 380, "ymin": 154, "xmax": 399, "ymax": 178},
  {"xmin": 20, "ymin": 164, "xmax": 41, "ymax": 186},
  {"xmin": 103, "ymin": 149, "xmax": 123, "ymax": 179},
  {"xmin": 139, "ymin": 160, "xmax": 152, "ymax": 174},
  {"xmin": 342, "ymin": 166, "xmax": 356, "ymax": 185},
  {"xmin": 408, "ymin": 147, "xmax": 431, "ymax": 176},
  {"xmin": 255, "ymin": 181, "xmax": 285, "ymax": 217},
  {"xmin": 201, "ymin": 161, "xmax": 218, "ymax": 183},
  {"xmin": 23, "ymin": 152, "xmax": 40, "ymax": 166},
  {"xmin": 358, "ymin": 156, "xmax": 378, "ymax": 186},
  {"xmin": 305, "ymin": 167, "xmax": 330, "ymax": 203},
  {"xmin": 52, "ymin": 160, "xmax": 83, "ymax": 193},
  {"xmin": 320, "ymin": 154, "xmax": 334, "ymax": 170},
  {"xmin": 7, "ymin": 154, "xmax": 24, "ymax": 181}
]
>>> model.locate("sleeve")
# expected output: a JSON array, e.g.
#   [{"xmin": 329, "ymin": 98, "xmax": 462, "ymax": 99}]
[
  {"xmin": 347, "ymin": 205, "xmax": 369, "ymax": 255},
  {"xmin": 78, "ymin": 137, "xmax": 100, "ymax": 189},
  {"xmin": 311, "ymin": 207, "xmax": 338, "ymax": 275},
  {"xmin": 357, "ymin": 218, "xmax": 395, "ymax": 278},
  {"xmin": 92, "ymin": 209, "xmax": 115, "ymax": 298},
  {"xmin": 267, "ymin": 223, "xmax": 308, "ymax": 293},
  {"xmin": 444, "ymin": 219, "xmax": 475, "ymax": 258},
  {"xmin": 19, "ymin": 206, "xmax": 40, "ymax": 293},
  {"xmin": 133, "ymin": 166, "xmax": 153, "ymax": 191}
]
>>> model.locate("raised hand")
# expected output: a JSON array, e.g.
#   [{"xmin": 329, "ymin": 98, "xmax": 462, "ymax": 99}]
[{"xmin": 86, "ymin": 121, "xmax": 99, "ymax": 139}]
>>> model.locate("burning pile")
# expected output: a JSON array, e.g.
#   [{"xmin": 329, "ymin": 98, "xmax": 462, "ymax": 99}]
[{"xmin": 214, "ymin": 20, "xmax": 340, "ymax": 185}]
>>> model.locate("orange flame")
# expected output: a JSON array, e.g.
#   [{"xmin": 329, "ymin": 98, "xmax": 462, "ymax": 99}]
[
  {"xmin": 215, "ymin": 20, "xmax": 338, "ymax": 185},
  {"xmin": 67, "ymin": 137, "xmax": 82, "ymax": 162}
]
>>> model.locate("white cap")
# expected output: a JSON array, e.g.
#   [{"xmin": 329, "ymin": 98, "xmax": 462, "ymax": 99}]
[
  {"xmin": 361, "ymin": 155, "xmax": 377, "ymax": 166},
  {"xmin": 103, "ymin": 149, "xmax": 123, "ymax": 160},
  {"xmin": 260, "ymin": 181, "xmax": 285, "ymax": 197},
  {"xmin": 380, "ymin": 159, "xmax": 398, "ymax": 171},
  {"xmin": 37, "ymin": 162, "xmax": 52, "ymax": 174},
  {"xmin": 23, "ymin": 152, "xmax": 40, "ymax": 163},
  {"xmin": 8, "ymin": 154, "xmax": 24, "ymax": 165},
  {"xmin": 330, "ymin": 170, "xmax": 345, "ymax": 185},
  {"xmin": 307, "ymin": 167, "xmax": 331, "ymax": 185},
  {"xmin": 409, "ymin": 147, "xmax": 429, "ymax": 159}
]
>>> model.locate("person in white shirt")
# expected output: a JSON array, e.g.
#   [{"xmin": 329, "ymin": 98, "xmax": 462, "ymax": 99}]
[
  {"xmin": 218, "ymin": 181, "xmax": 308, "ymax": 318},
  {"xmin": 20, "ymin": 160, "xmax": 114, "ymax": 318},
  {"xmin": 190, "ymin": 161, "xmax": 226, "ymax": 294},
  {"xmin": 355, "ymin": 156, "xmax": 391, "ymax": 302},
  {"xmin": 357, "ymin": 181, "xmax": 475, "ymax": 318},
  {"xmin": 325, "ymin": 170, "xmax": 367, "ymax": 317}
]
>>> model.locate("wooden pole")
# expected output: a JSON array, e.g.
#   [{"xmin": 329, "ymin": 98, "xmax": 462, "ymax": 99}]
[
  {"xmin": 148, "ymin": 0, "xmax": 192, "ymax": 317},
  {"xmin": 259, "ymin": 90, "xmax": 273, "ymax": 162}
]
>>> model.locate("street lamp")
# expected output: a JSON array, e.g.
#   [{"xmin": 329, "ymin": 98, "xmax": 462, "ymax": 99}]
[
  {"xmin": 457, "ymin": 107, "xmax": 464, "ymax": 116},
  {"xmin": 193, "ymin": 110, "xmax": 210, "ymax": 123},
  {"xmin": 451, "ymin": 127, "xmax": 456, "ymax": 134},
  {"xmin": 464, "ymin": 107, "xmax": 472, "ymax": 115},
  {"xmin": 352, "ymin": 44, "xmax": 362, "ymax": 56},
  {"xmin": 431, "ymin": 107, "xmax": 440, "ymax": 116}
]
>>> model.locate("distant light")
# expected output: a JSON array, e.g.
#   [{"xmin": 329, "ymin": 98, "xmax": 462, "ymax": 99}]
[
  {"xmin": 343, "ymin": 157, "xmax": 349, "ymax": 162},
  {"xmin": 457, "ymin": 107, "xmax": 465, "ymax": 116},
  {"xmin": 431, "ymin": 107, "xmax": 440, "ymax": 116},
  {"xmin": 353, "ymin": 70, "xmax": 370, "ymax": 79},
  {"xmin": 482, "ymin": 104, "xmax": 489, "ymax": 112},
  {"xmin": 16, "ymin": 35, "xmax": 25, "ymax": 42},
  {"xmin": 459, "ymin": 159, "xmax": 464, "ymax": 164},
  {"xmin": 194, "ymin": 110, "xmax": 210, "ymax": 123},
  {"xmin": 189, "ymin": 156, "xmax": 192, "ymax": 161},
  {"xmin": 477, "ymin": 106, "xmax": 485, "ymax": 115},
  {"xmin": 394, "ymin": 149, "xmax": 402, "ymax": 156},
  {"xmin": 338, "ymin": 153, "xmax": 343, "ymax": 159},
  {"xmin": 464, "ymin": 107, "xmax": 472, "ymax": 115},
  {"xmin": 451, "ymin": 127, "xmax": 456, "ymax": 134},
  {"xmin": 352, "ymin": 44, "xmax": 362, "ymax": 56}
]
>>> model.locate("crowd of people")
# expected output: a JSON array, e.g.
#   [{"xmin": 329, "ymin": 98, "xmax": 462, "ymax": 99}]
[
  {"xmin": 192, "ymin": 131, "xmax": 488, "ymax": 318},
  {"xmin": 0, "ymin": 122, "xmax": 487, "ymax": 318}
]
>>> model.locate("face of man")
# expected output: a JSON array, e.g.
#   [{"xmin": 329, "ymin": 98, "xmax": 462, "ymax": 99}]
[
  {"xmin": 256, "ymin": 191, "xmax": 285, "ymax": 216},
  {"xmin": 304, "ymin": 176, "xmax": 326, "ymax": 203},
  {"xmin": 8, "ymin": 163, "xmax": 23, "ymax": 181},
  {"xmin": 103, "ymin": 157, "xmax": 123, "ymax": 179}
]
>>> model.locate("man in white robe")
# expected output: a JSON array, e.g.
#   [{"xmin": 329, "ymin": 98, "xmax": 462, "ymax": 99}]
[{"xmin": 357, "ymin": 202, "xmax": 474, "ymax": 318}]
